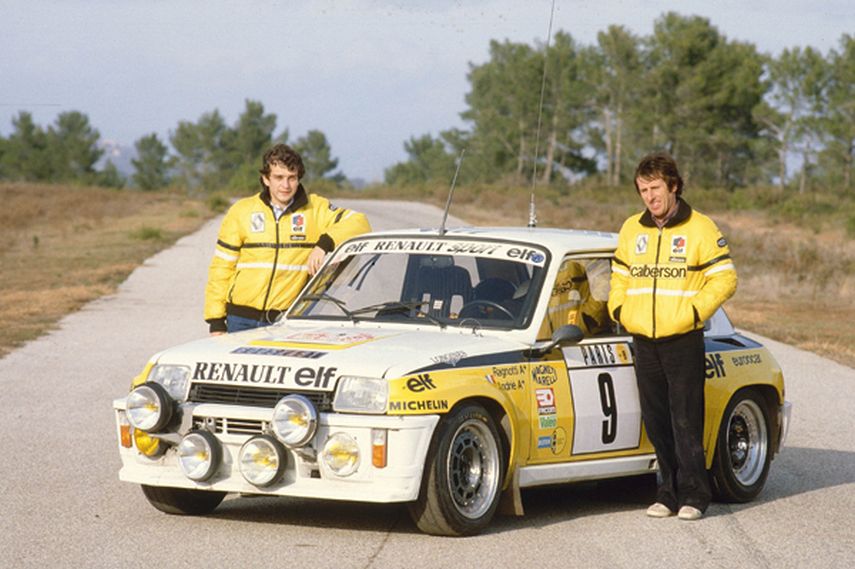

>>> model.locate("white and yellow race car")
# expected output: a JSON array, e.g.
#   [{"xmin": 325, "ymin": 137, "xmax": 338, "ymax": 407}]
[{"xmin": 114, "ymin": 227, "xmax": 791, "ymax": 536}]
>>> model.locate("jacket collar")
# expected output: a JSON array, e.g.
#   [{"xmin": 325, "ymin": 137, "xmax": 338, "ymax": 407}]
[
  {"xmin": 259, "ymin": 184, "xmax": 309, "ymax": 213},
  {"xmin": 639, "ymin": 197, "xmax": 692, "ymax": 228}
]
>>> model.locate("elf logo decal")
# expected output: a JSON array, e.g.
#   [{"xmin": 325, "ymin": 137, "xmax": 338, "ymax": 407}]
[
  {"xmin": 671, "ymin": 235, "xmax": 686, "ymax": 255},
  {"xmin": 705, "ymin": 353, "xmax": 726, "ymax": 379},
  {"xmin": 635, "ymin": 234, "xmax": 648, "ymax": 255},
  {"xmin": 291, "ymin": 213, "xmax": 305, "ymax": 233},
  {"xmin": 250, "ymin": 212, "xmax": 265, "ymax": 233},
  {"xmin": 406, "ymin": 374, "xmax": 436, "ymax": 392}
]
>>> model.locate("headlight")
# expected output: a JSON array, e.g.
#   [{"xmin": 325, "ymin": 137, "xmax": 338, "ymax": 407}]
[
  {"xmin": 177, "ymin": 430, "xmax": 222, "ymax": 482},
  {"xmin": 333, "ymin": 376, "xmax": 388, "ymax": 414},
  {"xmin": 272, "ymin": 395, "xmax": 318, "ymax": 448},
  {"xmin": 147, "ymin": 364, "xmax": 191, "ymax": 401},
  {"xmin": 239, "ymin": 435, "xmax": 287, "ymax": 487},
  {"xmin": 126, "ymin": 383, "xmax": 174, "ymax": 432},
  {"xmin": 322, "ymin": 432, "xmax": 360, "ymax": 477}
]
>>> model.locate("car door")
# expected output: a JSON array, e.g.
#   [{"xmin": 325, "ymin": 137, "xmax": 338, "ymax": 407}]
[{"xmin": 528, "ymin": 256, "xmax": 653, "ymax": 463}]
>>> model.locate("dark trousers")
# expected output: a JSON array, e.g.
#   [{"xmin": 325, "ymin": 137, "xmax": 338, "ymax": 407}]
[{"xmin": 634, "ymin": 330, "xmax": 711, "ymax": 512}]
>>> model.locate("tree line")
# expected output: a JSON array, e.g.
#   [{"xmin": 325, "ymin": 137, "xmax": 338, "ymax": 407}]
[
  {"xmin": 0, "ymin": 100, "xmax": 344, "ymax": 191},
  {"xmin": 385, "ymin": 12, "xmax": 855, "ymax": 194}
]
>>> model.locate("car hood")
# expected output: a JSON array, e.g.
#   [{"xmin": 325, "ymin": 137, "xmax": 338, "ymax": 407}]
[{"xmin": 153, "ymin": 322, "xmax": 527, "ymax": 392}]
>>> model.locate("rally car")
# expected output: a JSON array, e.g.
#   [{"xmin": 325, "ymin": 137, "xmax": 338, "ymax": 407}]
[{"xmin": 114, "ymin": 227, "xmax": 791, "ymax": 536}]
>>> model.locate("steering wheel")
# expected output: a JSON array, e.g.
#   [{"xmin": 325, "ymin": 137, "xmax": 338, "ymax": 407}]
[{"xmin": 459, "ymin": 300, "xmax": 515, "ymax": 320}]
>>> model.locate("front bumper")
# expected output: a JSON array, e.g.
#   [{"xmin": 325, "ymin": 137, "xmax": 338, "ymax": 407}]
[{"xmin": 114, "ymin": 399, "xmax": 439, "ymax": 503}]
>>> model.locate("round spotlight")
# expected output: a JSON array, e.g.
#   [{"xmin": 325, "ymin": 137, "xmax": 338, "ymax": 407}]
[
  {"xmin": 322, "ymin": 432, "xmax": 360, "ymax": 477},
  {"xmin": 239, "ymin": 435, "xmax": 288, "ymax": 487},
  {"xmin": 272, "ymin": 395, "xmax": 318, "ymax": 448},
  {"xmin": 126, "ymin": 382, "xmax": 173, "ymax": 433},
  {"xmin": 177, "ymin": 430, "xmax": 222, "ymax": 482}
]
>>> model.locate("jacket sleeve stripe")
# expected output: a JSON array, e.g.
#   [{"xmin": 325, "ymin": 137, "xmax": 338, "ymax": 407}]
[
  {"xmin": 613, "ymin": 256, "xmax": 630, "ymax": 269},
  {"xmin": 612, "ymin": 266, "xmax": 629, "ymax": 277},
  {"xmin": 688, "ymin": 254, "xmax": 732, "ymax": 271},
  {"xmin": 704, "ymin": 262, "xmax": 736, "ymax": 277},
  {"xmin": 217, "ymin": 239, "xmax": 241, "ymax": 252},
  {"xmin": 214, "ymin": 250, "xmax": 238, "ymax": 262}
]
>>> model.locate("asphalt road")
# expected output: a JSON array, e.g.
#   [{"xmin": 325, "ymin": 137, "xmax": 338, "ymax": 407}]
[{"xmin": 1, "ymin": 200, "xmax": 852, "ymax": 569}]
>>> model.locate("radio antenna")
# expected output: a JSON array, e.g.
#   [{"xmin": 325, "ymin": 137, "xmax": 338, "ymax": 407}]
[
  {"xmin": 439, "ymin": 148, "xmax": 465, "ymax": 235},
  {"xmin": 529, "ymin": 0, "xmax": 557, "ymax": 228}
]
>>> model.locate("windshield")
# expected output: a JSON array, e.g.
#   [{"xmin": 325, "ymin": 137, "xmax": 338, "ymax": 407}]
[{"xmin": 288, "ymin": 236, "xmax": 548, "ymax": 330}]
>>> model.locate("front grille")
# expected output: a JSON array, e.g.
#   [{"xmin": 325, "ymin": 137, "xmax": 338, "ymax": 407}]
[
  {"xmin": 188, "ymin": 383, "xmax": 333, "ymax": 411},
  {"xmin": 192, "ymin": 417, "xmax": 265, "ymax": 436}
]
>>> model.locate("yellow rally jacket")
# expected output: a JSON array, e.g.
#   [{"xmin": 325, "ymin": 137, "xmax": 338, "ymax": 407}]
[
  {"xmin": 204, "ymin": 186, "xmax": 370, "ymax": 331},
  {"xmin": 607, "ymin": 199, "xmax": 736, "ymax": 339}
]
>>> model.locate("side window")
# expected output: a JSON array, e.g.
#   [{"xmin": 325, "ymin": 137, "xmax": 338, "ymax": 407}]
[{"xmin": 537, "ymin": 257, "xmax": 613, "ymax": 340}]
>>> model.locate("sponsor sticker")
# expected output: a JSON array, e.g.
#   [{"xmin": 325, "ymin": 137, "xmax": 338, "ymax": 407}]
[
  {"xmin": 705, "ymin": 353, "xmax": 726, "ymax": 379},
  {"xmin": 430, "ymin": 350, "xmax": 467, "ymax": 366},
  {"xmin": 388, "ymin": 399, "xmax": 449, "ymax": 412},
  {"xmin": 551, "ymin": 427, "xmax": 567, "ymax": 454},
  {"xmin": 635, "ymin": 234, "xmax": 648, "ymax": 255},
  {"xmin": 291, "ymin": 213, "xmax": 305, "ymax": 234},
  {"xmin": 538, "ymin": 435, "xmax": 552, "ymax": 449},
  {"xmin": 250, "ymin": 212, "xmax": 265, "ymax": 233},
  {"xmin": 232, "ymin": 346, "xmax": 325, "ymax": 359},
  {"xmin": 671, "ymin": 235, "xmax": 686, "ymax": 255},
  {"xmin": 717, "ymin": 237, "xmax": 728, "ymax": 248},
  {"xmin": 731, "ymin": 353, "xmax": 762, "ymax": 366},
  {"xmin": 405, "ymin": 374, "xmax": 436, "ymax": 392},
  {"xmin": 539, "ymin": 415, "xmax": 557, "ymax": 429},
  {"xmin": 532, "ymin": 364, "xmax": 558, "ymax": 386}
]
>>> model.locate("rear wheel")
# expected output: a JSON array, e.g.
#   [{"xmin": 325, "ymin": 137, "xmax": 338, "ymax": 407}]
[
  {"xmin": 141, "ymin": 485, "xmax": 226, "ymax": 515},
  {"xmin": 710, "ymin": 389, "xmax": 772, "ymax": 502},
  {"xmin": 408, "ymin": 404, "xmax": 504, "ymax": 536}
]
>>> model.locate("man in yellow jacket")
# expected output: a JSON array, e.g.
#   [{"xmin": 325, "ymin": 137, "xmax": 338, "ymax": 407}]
[
  {"xmin": 204, "ymin": 144, "xmax": 371, "ymax": 334},
  {"xmin": 608, "ymin": 152, "xmax": 736, "ymax": 521}
]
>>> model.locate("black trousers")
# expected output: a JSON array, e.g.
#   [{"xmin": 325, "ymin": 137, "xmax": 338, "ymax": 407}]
[{"xmin": 633, "ymin": 330, "xmax": 711, "ymax": 512}]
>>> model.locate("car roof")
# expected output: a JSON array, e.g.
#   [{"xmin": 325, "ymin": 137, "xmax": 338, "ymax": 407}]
[{"xmin": 360, "ymin": 226, "xmax": 618, "ymax": 255}]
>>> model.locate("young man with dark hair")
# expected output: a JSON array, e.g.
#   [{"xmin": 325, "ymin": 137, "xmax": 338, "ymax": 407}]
[
  {"xmin": 608, "ymin": 152, "xmax": 737, "ymax": 521},
  {"xmin": 204, "ymin": 144, "xmax": 371, "ymax": 334}
]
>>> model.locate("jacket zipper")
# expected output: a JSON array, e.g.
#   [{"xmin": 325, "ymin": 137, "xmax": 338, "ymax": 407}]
[
  {"xmin": 652, "ymin": 228, "xmax": 663, "ymax": 338},
  {"xmin": 260, "ymin": 213, "xmax": 281, "ymax": 313}
]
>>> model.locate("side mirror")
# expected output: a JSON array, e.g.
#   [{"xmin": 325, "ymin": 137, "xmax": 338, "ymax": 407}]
[{"xmin": 525, "ymin": 324, "xmax": 584, "ymax": 357}]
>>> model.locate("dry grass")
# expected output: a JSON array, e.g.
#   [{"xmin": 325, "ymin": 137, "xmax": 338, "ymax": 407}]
[
  {"xmin": 0, "ymin": 183, "xmax": 215, "ymax": 358},
  {"xmin": 2, "ymin": 180, "xmax": 853, "ymax": 369}
]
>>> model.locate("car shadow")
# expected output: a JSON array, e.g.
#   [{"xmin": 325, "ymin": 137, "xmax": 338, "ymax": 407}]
[{"xmin": 208, "ymin": 445, "xmax": 853, "ymax": 535}]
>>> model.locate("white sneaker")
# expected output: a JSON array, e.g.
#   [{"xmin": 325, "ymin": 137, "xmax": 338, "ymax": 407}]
[
  {"xmin": 646, "ymin": 502, "xmax": 674, "ymax": 518},
  {"xmin": 678, "ymin": 505, "xmax": 703, "ymax": 520}
]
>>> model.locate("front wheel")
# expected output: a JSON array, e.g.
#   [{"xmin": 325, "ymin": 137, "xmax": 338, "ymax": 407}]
[
  {"xmin": 710, "ymin": 389, "xmax": 772, "ymax": 502},
  {"xmin": 141, "ymin": 485, "xmax": 226, "ymax": 515},
  {"xmin": 408, "ymin": 404, "xmax": 504, "ymax": 536}
]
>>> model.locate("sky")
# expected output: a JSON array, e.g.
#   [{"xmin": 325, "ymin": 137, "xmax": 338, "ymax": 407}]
[{"xmin": 1, "ymin": 0, "xmax": 853, "ymax": 182}]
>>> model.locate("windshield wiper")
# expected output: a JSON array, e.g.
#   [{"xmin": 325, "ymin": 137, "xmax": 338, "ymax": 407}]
[
  {"xmin": 351, "ymin": 300, "xmax": 444, "ymax": 327},
  {"xmin": 300, "ymin": 293, "xmax": 355, "ymax": 320}
]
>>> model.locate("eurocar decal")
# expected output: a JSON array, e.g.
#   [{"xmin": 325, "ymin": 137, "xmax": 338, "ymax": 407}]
[
  {"xmin": 731, "ymin": 353, "xmax": 762, "ymax": 366},
  {"xmin": 192, "ymin": 362, "xmax": 337, "ymax": 388},
  {"xmin": 232, "ymin": 346, "xmax": 326, "ymax": 359}
]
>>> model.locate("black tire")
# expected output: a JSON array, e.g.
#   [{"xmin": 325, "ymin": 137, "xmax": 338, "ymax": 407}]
[
  {"xmin": 710, "ymin": 389, "xmax": 773, "ymax": 502},
  {"xmin": 141, "ymin": 484, "xmax": 226, "ymax": 515},
  {"xmin": 408, "ymin": 404, "xmax": 504, "ymax": 536}
]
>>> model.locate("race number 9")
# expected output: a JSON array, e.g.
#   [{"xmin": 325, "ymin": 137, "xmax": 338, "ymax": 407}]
[{"xmin": 598, "ymin": 373, "xmax": 617, "ymax": 444}]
